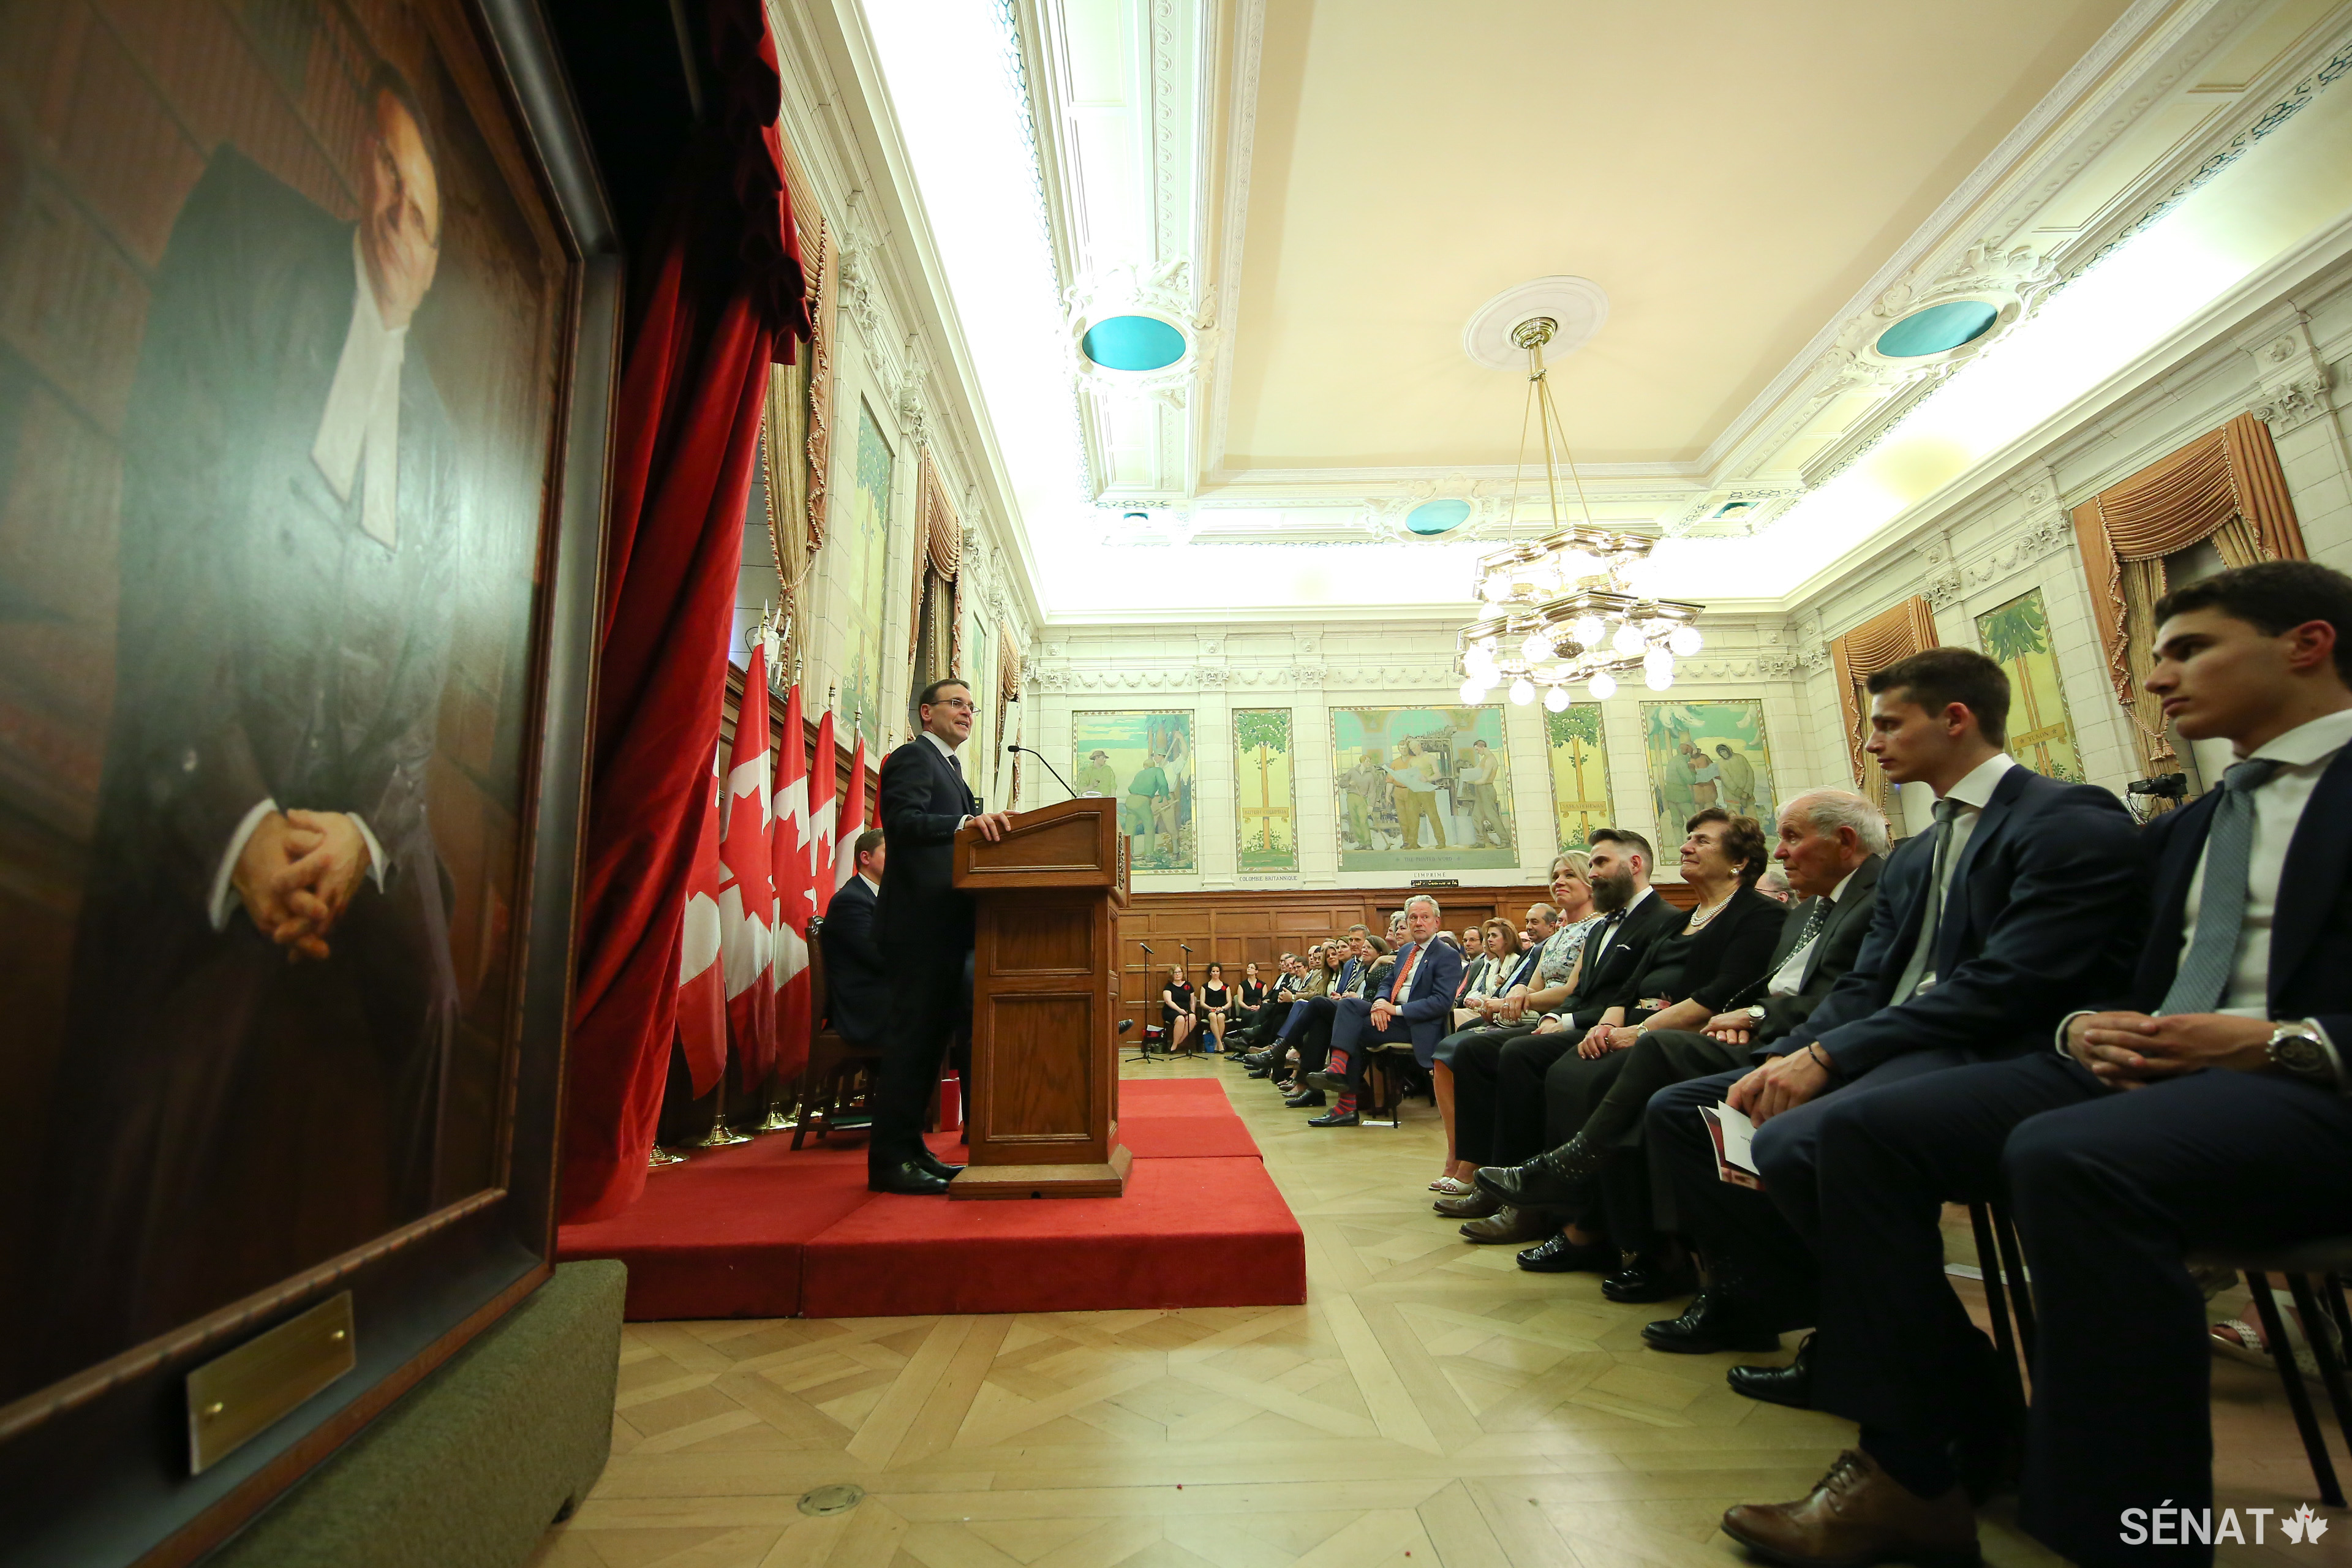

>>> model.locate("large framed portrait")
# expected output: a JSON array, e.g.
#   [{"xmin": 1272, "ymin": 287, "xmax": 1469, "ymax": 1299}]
[{"xmin": 0, "ymin": 1, "xmax": 616, "ymax": 1561}]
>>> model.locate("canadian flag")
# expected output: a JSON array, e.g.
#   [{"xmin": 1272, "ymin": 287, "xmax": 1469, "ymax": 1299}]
[
  {"xmin": 837, "ymin": 731, "xmax": 869, "ymax": 888},
  {"xmin": 675, "ymin": 736, "xmax": 728, "ymax": 1096},
  {"xmin": 808, "ymin": 708, "xmax": 838, "ymax": 910},
  {"xmin": 718, "ymin": 646, "xmax": 775, "ymax": 1088},
  {"xmin": 770, "ymin": 681, "xmax": 812, "ymax": 1082}
]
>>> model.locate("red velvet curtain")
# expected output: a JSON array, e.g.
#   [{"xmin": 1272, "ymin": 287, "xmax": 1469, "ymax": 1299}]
[{"xmin": 562, "ymin": 0, "xmax": 809, "ymax": 1223}]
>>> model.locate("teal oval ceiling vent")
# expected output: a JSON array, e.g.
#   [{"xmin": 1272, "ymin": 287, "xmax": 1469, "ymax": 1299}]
[
  {"xmin": 1080, "ymin": 314, "xmax": 1186, "ymax": 371},
  {"xmin": 1874, "ymin": 300, "xmax": 1999, "ymax": 359},
  {"xmin": 1406, "ymin": 500, "xmax": 1471, "ymax": 535}
]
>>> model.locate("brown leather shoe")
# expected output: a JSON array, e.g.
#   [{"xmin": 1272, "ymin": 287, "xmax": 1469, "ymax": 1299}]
[
  {"xmin": 1433, "ymin": 1189, "xmax": 1499, "ymax": 1219},
  {"xmin": 1458, "ymin": 1205, "xmax": 1553, "ymax": 1244},
  {"xmin": 1720, "ymin": 1449, "xmax": 1979, "ymax": 1568}
]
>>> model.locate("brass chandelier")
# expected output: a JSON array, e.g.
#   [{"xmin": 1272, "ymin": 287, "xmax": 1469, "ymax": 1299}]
[{"xmin": 1457, "ymin": 318, "xmax": 1703, "ymax": 710}]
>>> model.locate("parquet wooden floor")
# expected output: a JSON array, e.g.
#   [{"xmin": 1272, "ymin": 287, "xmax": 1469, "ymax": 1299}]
[{"xmin": 530, "ymin": 1056, "xmax": 2342, "ymax": 1568}]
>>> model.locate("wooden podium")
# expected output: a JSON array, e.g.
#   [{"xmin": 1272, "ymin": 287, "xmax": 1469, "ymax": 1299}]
[{"xmin": 950, "ymin": 797, "xmax": 1133, "ymax": 1199}]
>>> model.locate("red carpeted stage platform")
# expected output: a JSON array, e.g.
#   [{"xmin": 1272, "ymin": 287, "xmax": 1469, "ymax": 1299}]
[{"xmin": 556, "ymin": 1078, "xmax": 1305, "ymax": 1320}]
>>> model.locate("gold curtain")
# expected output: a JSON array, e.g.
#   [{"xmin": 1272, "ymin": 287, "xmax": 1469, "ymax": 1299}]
[
  {"xmin": 908, "ymin": 453, "xmax": 963, "ymax": 679},
  {"xmin": 998, "ymin": 620, "xmax": 1023, "ymax": 807},
  {"xmin": 763, "ymin": 137, "xmax": 831, "ymax": 674},
  {"xmin": 1830, "ymin": 595, "xmax": 1940, "ymax": 817},
  {"xmin": 2072, "ymin": 412, "xmax": 2306, "ymax": 773}
]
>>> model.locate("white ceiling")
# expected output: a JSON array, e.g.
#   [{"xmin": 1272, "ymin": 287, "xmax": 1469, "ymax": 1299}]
[{"xmin": 867, "ymin": 0, "xmax": 2352, "ymax": 618}]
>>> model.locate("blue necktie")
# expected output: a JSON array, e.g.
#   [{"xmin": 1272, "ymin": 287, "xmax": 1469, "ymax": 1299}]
[{"xmin": 2158, "ymin": 757, "xmax": 2282, "ymax": 1015}]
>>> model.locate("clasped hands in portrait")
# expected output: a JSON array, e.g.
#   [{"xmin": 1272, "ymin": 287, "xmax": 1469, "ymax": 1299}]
[{"xmin": 232, "ymin": 809, "xmax": 374, "ymax": 960}]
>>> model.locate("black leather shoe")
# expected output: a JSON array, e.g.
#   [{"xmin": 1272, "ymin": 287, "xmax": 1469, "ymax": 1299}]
[
  {"xmin": 1472, "ymin": 1133, "xmax": 1605, "ymax": 1210},
  {"xmin": 1727, "ymin": 1335, "xmax": 1811, "ymax": 1408},
  {"xmin": 1284, "ymin": 1088, "xmax": 1327, "ymax": 1109},
  {"xmin": 1515, "ymin": 1234, "xmax": 1616, "ymax": 1273},
  {"xmin": 1601, "ymin": 1256, "xmax": 1697, "ymax": 1303},
  {"xmin": 868, "ymin": 1160, "xmax": 951, "ymax": 1196},
  {"xmin": 1433, "ymin": 1189, "xmax": 1500, "ymax": 1219},
  {"xmin": 1307, "ymin": 1109, "xmax": 1360, "ymax": 1127},
  {"xmin": 1304, "ymin": 1069, "xmax": 1354, "ymax": 1095},
  {"xmin": 914, "ymin": 1149, "xmax": 964, "ymax": 1181},
  {"xmin": 1641, "ymin": 1290, "xmax": 1783, "ymax": 1354},
  {"xmin": 1246, "ymin": 1065, "xmax": 1274, "ymax": 1078}
]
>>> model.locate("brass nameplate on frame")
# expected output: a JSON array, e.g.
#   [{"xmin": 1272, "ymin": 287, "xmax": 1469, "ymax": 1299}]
[{"xmin": 186, "ymin": 1292, "xmax": 357, "ymax": 1475}]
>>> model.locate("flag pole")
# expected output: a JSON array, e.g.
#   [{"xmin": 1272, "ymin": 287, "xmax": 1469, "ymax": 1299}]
[
  {"xmin": 760, "ymin": 628, "xmax": 810, "ymax": 1133},
  {"xmin": 696, "ymin": 1065, "xmax": 752, "ymax": 1147}
]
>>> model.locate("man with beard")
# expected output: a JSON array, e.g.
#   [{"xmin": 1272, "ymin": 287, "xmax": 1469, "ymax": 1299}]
[
  {"xmin": 1441, "ymin": 831, "xmax": 1684, "ymax": 1244},
  {"xmin": 39, "ymin": 66, "xmax": 464, "ymax": 1376}
]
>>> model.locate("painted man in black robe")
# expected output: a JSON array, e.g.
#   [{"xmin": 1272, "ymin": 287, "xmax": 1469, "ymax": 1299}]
[{"xmin": 39, "ymin": 68, "xmax": 463, "ymax": 1374}]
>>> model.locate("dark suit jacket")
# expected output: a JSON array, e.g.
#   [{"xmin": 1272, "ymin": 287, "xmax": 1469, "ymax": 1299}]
[
  {"xmin": 820, "ymin": 875, "xmax": 889, "ymax": 1044},
  {"xmin": 1376, "ymin": 938, "xmax": 1468, "ymax": 1050},
  {"xmin": 1719, "ymin": 854, "xmax": 1886, "ymax": 1047},
  {"xmin": 1562, "ymin": 891, "xmax": 1688, "ymax": 1031},
  {"xmin": 2101, "ymin": 746, "xmax": 2352, "ymax": 1042},
  {"xmin": 1779, "ymin": 766, "xmax": 2144, "ymax": 1076},
  {"xmin": 1623, "ymin": 884, "xmax": 1787, "ymax": 1023},
  {"xmin": 875, "ymin": 736, "xmax": 980, "ymax": 948}
]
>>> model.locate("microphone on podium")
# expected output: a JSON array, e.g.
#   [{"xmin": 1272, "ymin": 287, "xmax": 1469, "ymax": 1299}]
[{"xmin": 1006, "ymin": 742, "xmax": 1078, "ymax": 800}]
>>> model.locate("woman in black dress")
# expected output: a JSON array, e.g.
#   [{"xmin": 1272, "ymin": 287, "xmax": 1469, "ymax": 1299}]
[
  {"xmin": 1235, "ymin": 961, "xmax": 1269, "ymax": 1034},
  {"xmin": 1199, "ymin": 962, "xmax": 1234, "ymax": 1053},
  {"xmin": 1161, "ymin": 964, "xmax": 1197, "ymax": 1054}
]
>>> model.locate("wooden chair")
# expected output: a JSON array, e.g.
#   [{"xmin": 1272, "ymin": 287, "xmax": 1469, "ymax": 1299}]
[{"xmin": 791, "ymin": 917, "xmax": 884, "ymax": 1150}]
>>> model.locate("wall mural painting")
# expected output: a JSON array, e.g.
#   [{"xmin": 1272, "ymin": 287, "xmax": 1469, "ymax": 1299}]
[
  {"xmin": 1233, "ymin": 709, "xmax": 1297, "ymax": 873},
  {"xmin": 1544, "ymin": 703, "xmax": 1617, "ymax": 853},
  {"xmin": 829, "ymin": 399, "xmax": 892, "ymax": 748},
  {"xmin": 1977, "ymin": 587, "xmax": 2086, "ymax": 783},
  {"xmin": 1073, "ymin": 711, "xmax": 1196, "ymax": 873},
  {"xmin": 0, "ymin": 0, "xmax": 578, "ymax": 1412},
  {"xmin": 1330, "ymin": 706, "xmax": 1516, "ymax": 873},
  {"xmin": 1642, "ymin": 700, "xmax": 1776, "ymax": 832}
]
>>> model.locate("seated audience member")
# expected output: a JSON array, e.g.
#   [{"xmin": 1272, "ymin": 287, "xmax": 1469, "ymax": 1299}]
[
  {"xmin": 1199, "ymin": 962, "xmax": 1235, "ymax": 1052},
  {"xmin": 1717, "ymin": 562, "xmax": 2352, "ymax": 1568},
  {"xmin": 1431, "ymin": 917, "xmax": 1525, "ymax": 1194},
  {"xmin": 1268, "ymin": 930, "xmax": 1376, "ymax": 1102},
  {"xmin": 1305, "ymin": 895, "xmax": 1466, "ymax": 1125},
  {"xmin": 1757, "ymin": 866, "xmax": 1795, "ymax": 904},
  {"xmin": 1461, "ymin": 925, "xmax": 1483, "ymax": 957},
  {"xmin": 1240, "ymin": 947, "xmax": 1317, "ymax": 1061},
  {"xmin": 1479, "ymin": 794, "xmax": 1886, "ymax": 1290},
  {"xmin": 1235, "ymin": 960, "xmax": 1270, "ymax": 1032},
  {"xmin": 1161, "ymin": 963, "xmax": 1197, "ymax": 1053},
  {"xmin": 819, "ymin": 829, "xmax": 890, "ymax": 1046},
  {"xmin": 1637, "ymin": 647, "xmax": 2141, "ymax": 1395},
  {"xmin": 1449, "ymin": 831, "xmax": 1685, "ymax": 1243},
  {"xmin": 1481, "ymin": 809, "xmax": 1784, "ymax": 1274},
  {"xmin": 1253, "ymin": 941, "xmax": 1344, "ymax": 1084}
]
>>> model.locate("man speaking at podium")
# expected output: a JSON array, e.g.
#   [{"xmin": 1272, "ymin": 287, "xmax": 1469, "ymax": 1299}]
[{"xmin": 870, "ymin": 679, "xmax": 1014, "ymax": 1194}]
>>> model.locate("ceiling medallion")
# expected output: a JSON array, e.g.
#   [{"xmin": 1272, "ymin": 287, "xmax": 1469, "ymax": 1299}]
[{"xmin": 1455, "ymin": 315, "xmax": 1703, "ymax": 709}]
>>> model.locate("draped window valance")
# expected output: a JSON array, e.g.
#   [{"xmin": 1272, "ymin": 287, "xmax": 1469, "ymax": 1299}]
[
  {"xmin": 1830, "ymin": 595, "xmax": 1940, "ymax": 818},
  {"xmin": 2071, "ymin": 412, "xmax": 2305, "ymax": 773},
  {"xmin": 908, "ymin": 453, "xmax": 963, "ymax": 688}
]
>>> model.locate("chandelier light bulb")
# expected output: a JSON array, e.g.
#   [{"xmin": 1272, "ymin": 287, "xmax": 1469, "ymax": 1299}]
[
  {"xmin": 1669, "ymin": 625, "xmax": 1703, "ymax": 657},
  {"xmin": 1645, "ymin": 665, "xmax": 1675, "ymax": 691},
  {"xmin": 1480, "ymin": 575, "xmax": 1509, "ymax": 603},
  {"xmin": 1610, "ymin": 620, "xmax": 1646, "ymax": 656},
  {"xmin": 1571, "ymin": 614, "xmax": 1605, "ymax": 647},
  {"xmin": 1464, "ymin": 646, "xmax": 1498, "ymax": 680},
  {"xmin": 1458, "ymin": 677, "xmax": 1485, "ymax": 705},
  {"xmin": 1520, "ymin": 630, "xmax": 1552, "ymax": 664},
  {"xmin": 1556, "ymin": 550, "xmax": 1599, "ymax": 579},
  {"xmin": 1543, "ymin": 684, "xmax": 1570, "ymax": 712},
  {"xmin": 1588, "ymin": 671, "xmax": 1617, "ymax": 700},
  {"xmin": 1509, "ymin": 677, "xmax": 1536, "ymax": 706},
  {"xmin": 1644, "ymin": 646, "xmax": 1674, "ymax": 676}
]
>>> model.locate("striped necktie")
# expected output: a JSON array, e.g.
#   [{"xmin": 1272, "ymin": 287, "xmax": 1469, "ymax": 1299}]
[{"xmin": 2157, "ymin": 757, "xmax": 2282, "ymax": 1015}]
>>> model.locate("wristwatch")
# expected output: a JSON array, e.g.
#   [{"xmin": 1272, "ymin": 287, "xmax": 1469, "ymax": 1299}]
[
  {"xmin": 1745, "ymin": 1004, "xmax": 1768, "ymax": 1025},
  {"xmin": 2266, "ymin": 1020, "xmax": 2334, "ymax": 1084}
]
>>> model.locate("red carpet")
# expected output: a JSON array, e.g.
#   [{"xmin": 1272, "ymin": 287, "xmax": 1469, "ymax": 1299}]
[{"xmin": 557, "ymin": 1077, "xmax": 1305, "ymax": 1319}]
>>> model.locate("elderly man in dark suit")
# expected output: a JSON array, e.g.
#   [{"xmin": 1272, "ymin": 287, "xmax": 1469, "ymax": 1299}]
[
  {"xmin": 1638, "ymin": 648, "xmax": 2143, "ymax": 1399},
  {"xmin": 820, "ymin": 829, "xmax": 889, "ymax": 1047},
  {"xmin": 1720, "ymin": 563, "xmax": 2352, "ymax": 1568},
  {"xmin": 868, "ymin": 679, "xmax": 1012, "ymax": 1194},
  {"xmin": 1476, "ymin": 789, "xmax": 1888, "ymax": 1293},
  {"xmin": 1304, "ymin": 895, "xmax": 1464, "ymax": 1126},
  {"xmin": 42, "ymin": 66, "xmax": 463, "ymax": 1367}
]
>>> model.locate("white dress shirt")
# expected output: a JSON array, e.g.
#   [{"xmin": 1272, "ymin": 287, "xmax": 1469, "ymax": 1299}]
[
  {"xmin": 1892, "ymin": 752, "xmax": 2016, "ymax": 997},
  {"xmin": 921, "ymin": 729, "xmax": 975, "ymax": 825},
  {"xmin": 1766, "ymin": 864, "xmax": 1864, "ymax": 997},
  {"xmin": 2173, "ymin": 708, "xmax": 2352, "ymax": 1016}
]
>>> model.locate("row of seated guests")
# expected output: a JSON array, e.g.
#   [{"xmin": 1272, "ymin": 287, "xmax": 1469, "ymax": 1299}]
[
  {"xmin": 1420, "ymin": 559, "xmax": 2352, "ymax": 1568},
  {"xmin": 1156, "ymin": 960, "xmax": 1283, "ymax": 1052}
]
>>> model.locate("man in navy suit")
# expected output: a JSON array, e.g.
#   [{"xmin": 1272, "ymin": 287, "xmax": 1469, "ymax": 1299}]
[
  {"xmin": 1642, "ymin": 647, "xmax": 2144, "ymax": 1363},
  {"xmin": 819, "ymin": 829, "xmax": 889, "ymax": 1048},
  {"xmin": 1305, "ymin": 895, "xmax": 1464, "ymax": 1126},
  {"xmin": 1720, "ymin": 562, "xmax": 2352, "ymax": 1568},
  {"xmin": 868, "ymin": 679, "xmax": 1011, "ymax": 1195}
]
